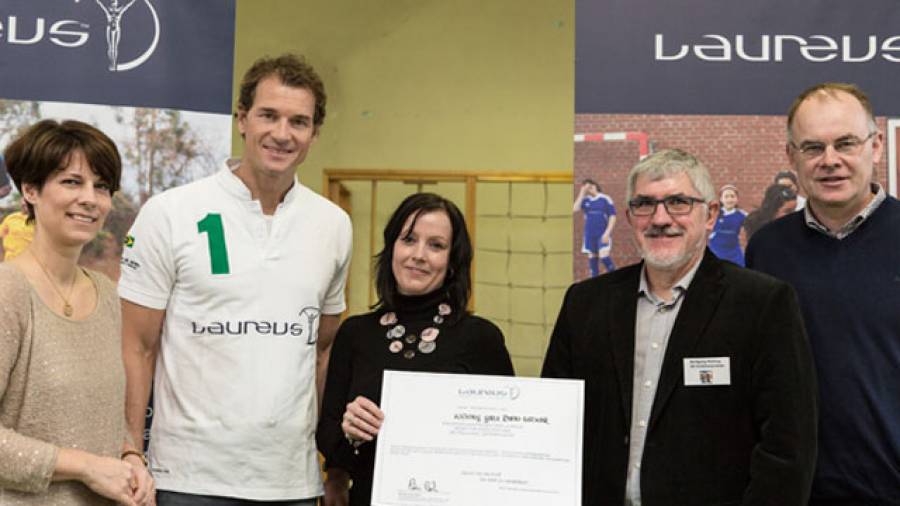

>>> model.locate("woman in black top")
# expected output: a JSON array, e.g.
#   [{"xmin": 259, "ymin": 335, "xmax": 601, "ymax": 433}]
[{"xmin": 317, "ymin": 193, "xmax": 514, "ymax": 506}]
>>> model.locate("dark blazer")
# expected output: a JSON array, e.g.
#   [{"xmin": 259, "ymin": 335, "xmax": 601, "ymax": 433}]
[{"xmin": 542, "ymin": 250, "xmax": 817, "ymax": 506}]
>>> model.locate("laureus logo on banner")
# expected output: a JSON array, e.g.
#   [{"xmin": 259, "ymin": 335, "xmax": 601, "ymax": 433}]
[
  {"xmin": 93, "ymin": 0, "xmax": 160, "ymax": 72},
  {"xmin": 0, "ymin": 0, "xmax": 159, "ymax": 72},
  {"xmin": 654, "ymin": 33, "xmax": 900, "ymax": 63}
]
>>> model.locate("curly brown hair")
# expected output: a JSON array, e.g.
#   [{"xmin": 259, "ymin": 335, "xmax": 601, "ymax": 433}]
[{"xmin": 236, "ymin": 54, "xmax": 327, "ymax": 130}]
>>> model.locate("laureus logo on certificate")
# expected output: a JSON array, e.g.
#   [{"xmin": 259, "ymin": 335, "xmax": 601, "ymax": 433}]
[
  {"xmin": 373, "ymin": 371, "xmax": 584, "ymax": 506},
  {"xmin": 457, "ymin": 385, "xmax": 520, "ymax": 400}
]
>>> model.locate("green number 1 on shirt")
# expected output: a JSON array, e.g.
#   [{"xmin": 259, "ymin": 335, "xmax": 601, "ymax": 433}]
[{"xmin": 197, "ymin": 213, "xmax": 230, "ymax": 274}]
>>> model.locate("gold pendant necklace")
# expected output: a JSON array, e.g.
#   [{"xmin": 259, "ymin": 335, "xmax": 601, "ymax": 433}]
[{"xmin": 28, "ymin": 250, "xmax": 77, "ymax": 317}]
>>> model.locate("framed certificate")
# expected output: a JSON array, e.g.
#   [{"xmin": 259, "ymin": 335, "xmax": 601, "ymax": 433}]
[{"xmin": 372, "ymin": 371, "xmax": 584, "ymax": 506}]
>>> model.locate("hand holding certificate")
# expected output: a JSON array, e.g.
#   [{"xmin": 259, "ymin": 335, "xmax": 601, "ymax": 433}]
[{"xmin": 372, "ymin": 371, "xmax": 584, "ymax": 506}]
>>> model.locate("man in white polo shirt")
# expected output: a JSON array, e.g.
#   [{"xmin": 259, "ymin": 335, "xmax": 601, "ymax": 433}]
[{"xmin": 119, "ymin": 54, "xmax": 352, "ymax": 505}]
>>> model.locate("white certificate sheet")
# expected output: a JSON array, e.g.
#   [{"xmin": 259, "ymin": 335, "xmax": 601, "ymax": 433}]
[{"xmin": 372, "ymin": 371, "xmax": 584, "ymax": 506}]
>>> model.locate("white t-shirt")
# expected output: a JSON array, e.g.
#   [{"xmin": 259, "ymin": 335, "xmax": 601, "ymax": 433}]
[{"xmin": 118, "ymin": 162, "xmax": 352, "ymax": 500}]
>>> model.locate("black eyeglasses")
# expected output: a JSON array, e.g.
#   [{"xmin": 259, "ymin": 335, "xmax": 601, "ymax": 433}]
[
  {"xmin": 789, "ymin": 131, "xmax": 876, "ymax": 160},
  {"xmin": 628, "ymin": 195, "xmax": 707, "ymax": 216}
]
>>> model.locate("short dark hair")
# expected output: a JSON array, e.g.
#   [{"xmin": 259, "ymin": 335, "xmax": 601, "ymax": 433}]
[
  {"xmin": 773, "ymin": 170, "xmax": 798, "ymax": 186},
  {"xmin": 760, "ymin": 184, "xmax": 797, "ymax": 213},
  {"xmin": 582, "ymin": 178, "xmax": 601, "ymax": 192},
  {"xmin": 3, "ymin": 119, "xmax": 121, "ymax": 221},
  {"xmin": 743, "ymin": 184, "xmax": 797, "ymax": 239},
  {"xmin": 374, "ymin": 193, "xmax": 472, "ymax": 321},
  {"xmin": 236, "ymin": 54, "xmax": 327, "ymax": 130}
]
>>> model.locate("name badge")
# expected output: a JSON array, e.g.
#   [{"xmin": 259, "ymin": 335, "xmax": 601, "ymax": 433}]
[{"xmin": 683, "ymin": 357, "xmax": 731, "ymax": 386}]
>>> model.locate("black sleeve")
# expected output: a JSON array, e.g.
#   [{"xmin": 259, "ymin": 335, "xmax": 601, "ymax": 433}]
[
  {"xmin": 316, "ymin": 318, "xmax": 356, "ymax": 472},
  {"xmin": 541, "ymin": 284, "xmax": 576, "ymax": 379},
  {"xmin": 461, "ymin": 317, "xmax": 514, "ymax": 376},
  {"xmin": 743, "ymin": 282, "xmax": 817, "ymax": 505}
]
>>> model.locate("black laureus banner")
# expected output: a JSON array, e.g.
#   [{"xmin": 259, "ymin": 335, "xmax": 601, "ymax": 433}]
[
  {"xmin": 576, "ymin": 0, "xmax": 900, "ymax": 115},
  {"xmin": 0, "ymin": 0, "xmax": 235, "ymax": 114}
]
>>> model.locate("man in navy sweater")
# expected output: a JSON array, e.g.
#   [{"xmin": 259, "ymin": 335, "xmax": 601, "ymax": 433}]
[{"xmin": 746, "ymin": 83, "xmax": 900, "ymax": 505}]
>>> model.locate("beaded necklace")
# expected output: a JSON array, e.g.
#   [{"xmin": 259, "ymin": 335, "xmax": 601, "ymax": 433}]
[{"xmin": 380, "ymin": 302, "xmax": 452, "ymax": 359}]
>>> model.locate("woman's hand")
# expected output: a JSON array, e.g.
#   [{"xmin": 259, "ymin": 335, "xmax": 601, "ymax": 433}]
[
  {"xmin": 322, "ymin": 467, "xmax": 350, "ymax": 506},
  {"xmin": 56, "ymin": 448, "xmax": 137, "ymax": 506},
  {"xmin": 342, "ymin": 395, "xmax": 384, "ymax": 443},
  {"xmin": 82, "ymin": 455, "xmax": 136, "ymax": 506},
  {"xmin": 55, "ymin": 448, "xmax": 137, "ymax": 505},
  {"xmin": 122, "ymin": 453, "xmax": 155, "ymax": 506}
]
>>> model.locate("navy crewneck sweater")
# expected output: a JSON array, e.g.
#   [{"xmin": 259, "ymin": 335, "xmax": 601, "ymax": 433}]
[{"xmin": 746, "ymin": 196, "xmax": 900, "ymax": 504}]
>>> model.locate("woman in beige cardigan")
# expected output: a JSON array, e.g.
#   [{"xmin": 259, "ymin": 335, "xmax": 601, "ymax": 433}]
[{"xmin": 0, "ymin": 120, "xmax": 154, "ymax": 505}]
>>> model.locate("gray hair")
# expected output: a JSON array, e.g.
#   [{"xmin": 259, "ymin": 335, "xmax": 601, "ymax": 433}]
[{"xmin": 626, "ymin": 149, "xmax": 716, "ymax": 203}]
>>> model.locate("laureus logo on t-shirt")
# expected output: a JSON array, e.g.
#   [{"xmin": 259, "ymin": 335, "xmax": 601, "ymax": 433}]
[{"xmin": 189, "ymin": 306, "xmax": 322, "ymax": 344}]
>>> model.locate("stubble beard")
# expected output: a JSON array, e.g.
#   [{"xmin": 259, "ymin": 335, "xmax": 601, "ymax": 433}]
[{"xmin": 638, "ymin": 225, "xmax": 704, "ymax": 272}]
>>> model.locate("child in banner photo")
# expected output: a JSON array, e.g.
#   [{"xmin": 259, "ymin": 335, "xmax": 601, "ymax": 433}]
[
  {"xmin": 742, "ymin": 183, "xmax": 798, "ymax": 243},
  {"xmin": 0, "ymin": 202, "xmax": 34, "ymax": 261},
  {"xmin": 773, "ymin": 170, "xmax": 806, "ymax": 209},
  {"xmin": 708, "ymin": 184, "xmax": 747, "ymax": 266},
  {"xmin": 574, "ymin": 178, "xmax": 617, "ymax": 277}
]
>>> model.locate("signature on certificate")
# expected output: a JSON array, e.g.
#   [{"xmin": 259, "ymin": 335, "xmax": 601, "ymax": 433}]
[{"xmin": 407, "ymin": 477, "xmax": 439, "ymax": 492}]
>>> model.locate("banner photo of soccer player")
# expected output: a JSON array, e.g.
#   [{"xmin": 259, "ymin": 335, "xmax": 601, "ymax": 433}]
[
  {"xmin": 0, "ymin": 0, "xmax": 235, "ymax": 277},
  {"xmin": 573, "ymin": 0, "xmax": 900, "ymax": 281}
]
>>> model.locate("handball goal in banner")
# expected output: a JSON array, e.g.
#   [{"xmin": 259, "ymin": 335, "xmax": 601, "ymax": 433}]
[{"xmin": 573, "ymin": 130, "xmax": 652, "ymax": 160}]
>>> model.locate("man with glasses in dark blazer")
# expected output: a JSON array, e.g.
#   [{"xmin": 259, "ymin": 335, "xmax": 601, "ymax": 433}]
[{"xmin": 543, "ymin": 149, "xmax": 817, "ymax": 505}]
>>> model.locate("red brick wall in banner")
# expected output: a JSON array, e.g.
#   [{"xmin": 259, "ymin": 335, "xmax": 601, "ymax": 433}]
[{"xmin": 572, "ymin": 114, "xmax": 889, "ymax": 281}]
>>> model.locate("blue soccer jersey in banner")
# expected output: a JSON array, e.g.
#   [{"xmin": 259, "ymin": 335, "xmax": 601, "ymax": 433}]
[{"xmin": 581, "ymin": 193, "xmax": 616, "ymax": 254}]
